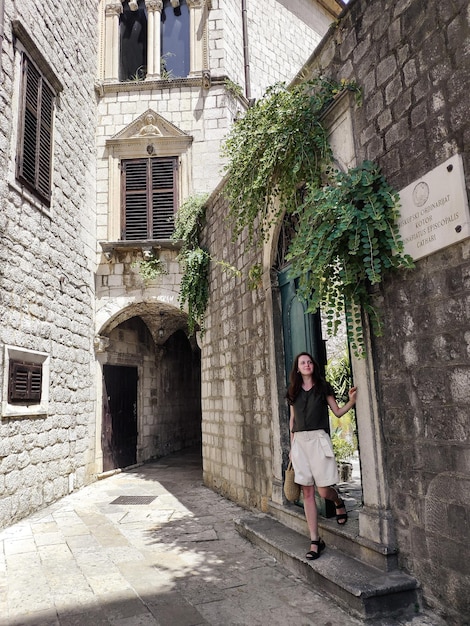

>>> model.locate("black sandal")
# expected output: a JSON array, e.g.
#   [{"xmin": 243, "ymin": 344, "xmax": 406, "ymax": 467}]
[
  {"xmin": 335, "ymin": 498, "xmax": 348, "ymax": 525},
  {"xmin": 306, "ymin": 538, "xmax": 325, "ymax": 560}
]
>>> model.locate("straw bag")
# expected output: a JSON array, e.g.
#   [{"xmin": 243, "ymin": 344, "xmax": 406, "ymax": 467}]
[{"xmin": 284, "ymin": 461, "xmax": 301, "ymax": 502}]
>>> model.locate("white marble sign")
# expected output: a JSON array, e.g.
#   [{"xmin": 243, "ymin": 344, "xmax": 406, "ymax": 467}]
[{"xmin": 398, "ymin": 153, "xmax": 470, "ymax": 261}]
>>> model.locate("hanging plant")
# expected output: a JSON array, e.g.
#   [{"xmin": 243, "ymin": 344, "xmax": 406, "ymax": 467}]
[
  {"xmin": 172, "ymin": 194, "xmax": 210, "ymax": 335},
  {"xmin": 172, "ymin": 193, "xmax": 240, "ymax": 335},
  {"xmin": 287, "ymin": 161, "xmax": 414, "ymax": 355},
  {"xmin": 133, "ymin": 255, "xmax": 168, "ymax": 285},
  {"xmin": 178, "ymin": 246, "xmax": 211, "ymax": 335},
  {"xmin": 221, "ymin": 77, "xmax": 412, "ymax": 355},
  {"xmin": 222, "ymin": 77, "xmax": 360, "ymax": 243}
]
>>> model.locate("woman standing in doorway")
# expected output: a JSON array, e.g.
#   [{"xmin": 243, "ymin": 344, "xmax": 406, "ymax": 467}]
[{"xmin": 287, "ymin": 352, "xmax": 357, "ymax": 560}]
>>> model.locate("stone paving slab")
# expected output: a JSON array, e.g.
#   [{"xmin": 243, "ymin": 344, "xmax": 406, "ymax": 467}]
[{"xmin": 0, "ymin": 449, "xmax": 443, "ymax": 626}]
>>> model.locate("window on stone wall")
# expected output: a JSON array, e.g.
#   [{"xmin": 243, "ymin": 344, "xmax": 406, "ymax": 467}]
[
  {"xmin": 121, "ymin": 157, "xmax": 178, "ymax": 240},
  {"xmin": 2, "ymin": 346, "xmax": 50, "ymax": 417},
  {"xmin": 16, "ymin": 51, "xmax": 55, "ymax": 207},
  {"xmin": 119, "ymin": 0, "xmax": 148, "ymax": 81},
  {"xmin": 118, "ymin": 0, "xmax": 190, "ymax": 81},
  {"xmin": 8, "ymin": 361, "xmax": 43, "ymax": 404},
  {"xmin": 161, "ymin": 0, "xmax": 190, "ymax": 78}
]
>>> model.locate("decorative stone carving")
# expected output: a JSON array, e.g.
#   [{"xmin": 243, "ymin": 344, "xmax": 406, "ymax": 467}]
[
  {"xmin": 105, "ymin": 1, "xmax": 123, "ymax": 16},
  {"xmin": 145, "ymin": 0, "xmax": 163, "ymax": 11},
  {"xmin": 202, "ymin": 69, "xmax": 211, "ymax": 89},
  {"xmin": 138, "ymin": 113, "xmax": 162, "ymax": 136},
  {"xmin": 94, "ymin": 335, "xmax": 110, "ymax": 353}
]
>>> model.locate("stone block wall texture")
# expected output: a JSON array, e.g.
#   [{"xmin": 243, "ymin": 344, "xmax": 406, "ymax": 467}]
[
  {"xmin": 217, "ymin": 0, "xmax": 330, "ymax": 100},
  {"xmin": 201, "ymin": 190, "xmax": 273, "ymax": 513},
  {"xmin": 299, "ymin": 0, "xmax": 469, "ymax": 622},
  {"xmin": 202, "ymin": 0, "xmax": 469, "ymax": 621},
  {"xmin": 0, "ymin": 2, "xmax": 98, "ymax": 528}
]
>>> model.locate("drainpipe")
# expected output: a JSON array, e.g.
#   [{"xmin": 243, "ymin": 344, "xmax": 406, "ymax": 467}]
[
  {"xmin": 241, "ymin": 0, "xmax": 251, "ymax": 101},
  {"xmin": 0, "ymin": 0, "xmax": 4, "ymax": 77}
]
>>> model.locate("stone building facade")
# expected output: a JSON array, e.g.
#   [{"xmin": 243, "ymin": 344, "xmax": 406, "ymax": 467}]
[
  {"xmin": 2, "ymin": 0, "xmax": 467, "ymax": 622},
  {"xmin": 201, "ymin": 0, "xmax": 470, "ymax": 623},
  {"xmin": 92, "ymin": 0, "xmax": 342, "ymax": 480},
  {"xmin": 0, "ymin": 0, "xmax": 342, "ymax": 527},
  {"xmin": 0, "ymin": 1, "xmax": 99, "ymax": 526}
]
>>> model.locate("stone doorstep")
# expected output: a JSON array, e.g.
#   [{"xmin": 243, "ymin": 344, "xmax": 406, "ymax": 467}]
[
  {"xmin": 269, "ymin": 500, "xmax": 400, "ymax": 572},
  {"xmin": 235, "ymin": 513, "xmax": 421, "ymax": 622}
]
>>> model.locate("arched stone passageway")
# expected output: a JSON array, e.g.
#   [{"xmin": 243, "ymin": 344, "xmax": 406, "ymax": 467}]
[{"xmin": 94, "ymin": 301, "xmax": 202, "ymax": 473}]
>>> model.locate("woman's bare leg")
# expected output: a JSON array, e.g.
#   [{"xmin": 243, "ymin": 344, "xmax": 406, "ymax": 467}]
[{"xmin": 302, "ymin": 484, "xmax": 322, "ymax": 554}]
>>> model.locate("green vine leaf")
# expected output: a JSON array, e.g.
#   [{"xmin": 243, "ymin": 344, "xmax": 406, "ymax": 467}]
[
  {"xmin": 178, "ymin": 246, "xmax": 211, "ymax": 335},
  {"xmin": 173, "ymin": 193, "xmax": 210, "ymax": 251},
  {"xmin": 287, "ymin": 161, "xmax": 414, "ymax": 356},
  {"xmin": 133, "ymin": 256, "xmax": 168, "ymax": 285},
  {"xmin": 172, "ymin": 193, "xmax": 240, "ymax": 335},
  {"xmin": 222, "ymin": 78, "xmax": 360, "ymax": 244},
  {"xmin": 221, "ymin": 75, "xmax": 413, "ymax": 356},
  {"xmin": 172, "ymin": 194, "xmax": 210, "ymax": 335}
]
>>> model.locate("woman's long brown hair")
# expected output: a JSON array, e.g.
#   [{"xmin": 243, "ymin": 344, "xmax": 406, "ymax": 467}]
[{"xmin": 285, "ymin": 352, "xmax": 331, "ymax": 404}]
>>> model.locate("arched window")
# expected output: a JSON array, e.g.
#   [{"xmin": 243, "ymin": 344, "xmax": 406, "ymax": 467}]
[
  {"xmin": 119, "ymin": 0, "xmax": 148, "ymax": 81},
  {"xmin": 161, "ymin": 0, "xmax": 190, "ymax": 78}
]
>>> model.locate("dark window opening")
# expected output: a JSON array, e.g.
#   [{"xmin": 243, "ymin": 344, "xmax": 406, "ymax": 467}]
[
  {"xmin": 9, "ymin": 360, "xmax": 43, "ymax": 404},
  {"xmin": 121, "ymin": 157, "xmax": 178, "ymax": 240},
  {"xmin": 119, "ymin": 0, "xmax": 148, "ymax": 81},
  {"xmin": 161, "ymin": 0, "xmax": 190, "ymax": 78},
  {"xmin": 17, "ymin": 52, "xmax": 54, "ymax": 206}
]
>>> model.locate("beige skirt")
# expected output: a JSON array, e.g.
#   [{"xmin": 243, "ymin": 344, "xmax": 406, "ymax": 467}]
[{"xmin": 291, "ymin": 429, "xmax": 338, "ymax": 487}]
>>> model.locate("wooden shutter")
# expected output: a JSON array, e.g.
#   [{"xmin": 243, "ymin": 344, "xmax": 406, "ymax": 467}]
[
  {"xmin": 151, "ymin": 158, "xmax": 177, "ymax": 239},
  {"xmin": 8, "ymin": 360, "xmax": 43, "ymax": 404},
  {"xmin": 17, "ymin": 53, "xmax": 54, "ymax": 206},
  {"xmin": 122, "ymin": 157, "xmax": 177, "ymax": 240},
  {"xmin": 122, "ymin": 159, "xmax": 149, "ymax": 239}
]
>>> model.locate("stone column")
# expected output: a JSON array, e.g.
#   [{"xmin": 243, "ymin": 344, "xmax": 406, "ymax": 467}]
[
  {"xmin": 145, "ymin": 0, "xmax": 163, "ymax": 80},
  {"xmin": 104, "ymin": 1, "xmax": 122, "ymax": 81},
  {"xmin": 187, "ymin": 0, "xmax": 210, "ymax": 77}
]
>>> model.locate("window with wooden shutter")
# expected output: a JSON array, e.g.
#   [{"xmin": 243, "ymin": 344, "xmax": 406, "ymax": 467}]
[
  {"xmin": 8, "ymin": 360, "xmax": 43, "ymax": 404},
  {"xmin": 17, "ymin": 52, "xmax": 54, "ymax": 206},
  {"xmin": 121, "ymin": 157, "xmax": 178, "ymax": 240}
]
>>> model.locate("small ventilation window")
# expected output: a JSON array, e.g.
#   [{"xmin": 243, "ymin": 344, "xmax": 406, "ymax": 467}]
[{"xmin": 8, "ymin": 360, "xmax": 43, "ymax": 404}]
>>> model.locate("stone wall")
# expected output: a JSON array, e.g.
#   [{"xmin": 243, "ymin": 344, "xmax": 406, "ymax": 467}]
[
  {"xmin": 216, "ymin": 0, "xmax": 334, "ymax": 100},
  {"xmin": 201, "ymin": 190, "xmax": 273, "ymax": 512},
  {"xmin": 289, "ymin": 0, "xmax": 470, "ymax": 621},
  {"xmin": 0, "ymin": 2, "xmax": 99, "ymax": 528},
  {"xmin": 201, "ymin": 0, "xmax": 469, "ymax": 621}
]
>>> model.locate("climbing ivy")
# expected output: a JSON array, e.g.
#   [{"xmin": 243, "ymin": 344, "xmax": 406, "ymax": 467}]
[
  {"xmin": 222, "ymin": 77, "xmax": 360, "ymax": 243},
  {"xmin": 221, "ymin": 77, "xmax": 413, "ymax": 355},
  {"xmin": 172, "ymin": 193, "xmax": 210, "ymax": 335},
  {"xmin": 172, "ymin": 193, "xmax": 240, "ymax": 335}
]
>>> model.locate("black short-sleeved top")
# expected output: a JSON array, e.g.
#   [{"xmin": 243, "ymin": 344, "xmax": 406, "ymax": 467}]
[{"xmin": 290, "ymin": 383, "xmax": 335, "ymax": 432}]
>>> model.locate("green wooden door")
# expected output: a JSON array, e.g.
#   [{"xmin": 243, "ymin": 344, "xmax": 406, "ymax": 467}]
[{"xmin": 278, "ymin": 266, "xmax": 326, "ymax": 384}]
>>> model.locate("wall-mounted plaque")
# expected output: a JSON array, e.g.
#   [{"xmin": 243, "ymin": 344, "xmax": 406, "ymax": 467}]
[{"xmin": 398, "ymin": 153, "xmax": 470, "ymax": 261}]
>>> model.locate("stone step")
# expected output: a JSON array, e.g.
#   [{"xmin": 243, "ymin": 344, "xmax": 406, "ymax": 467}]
[
  {"xmin": 269, "ymin": 499, "xmax": 400, "ymax": 572},
  {"xmin": 235, "ymin": 513, "xmax": 421, "ymax": 622}
]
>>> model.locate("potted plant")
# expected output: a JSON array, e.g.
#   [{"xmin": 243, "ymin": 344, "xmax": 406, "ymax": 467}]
[{"xmin": 331, "ymin": 429, "xmax": 355, "ymax": 482}]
